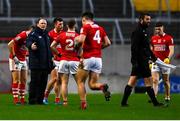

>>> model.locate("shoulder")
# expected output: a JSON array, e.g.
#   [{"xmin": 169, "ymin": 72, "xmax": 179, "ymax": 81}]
[
  {"xmin": 165, "ymin": 34, "xmax": 173, "ymax": 39},
  {"xmin": 48, "ymin": 29, "xmax": 54, "ymax": 35},
  {"xmin": 151, "ymin": 35, "xmax": 158, "ymax": 40}
]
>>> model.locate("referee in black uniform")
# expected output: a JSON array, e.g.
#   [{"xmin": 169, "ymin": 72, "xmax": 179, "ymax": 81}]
[{"xmin": 121, "ymin": 13, "xmax": 163, "ymax": 107}]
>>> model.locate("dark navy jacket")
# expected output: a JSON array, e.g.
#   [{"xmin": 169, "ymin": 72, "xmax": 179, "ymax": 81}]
[
  {"xmin": 131, "ymin": 23, "xmax": 156, "ymax": 67},
  {"xmin": 26, "ymin": 27, "xmax": 54, "ymax": 72}
]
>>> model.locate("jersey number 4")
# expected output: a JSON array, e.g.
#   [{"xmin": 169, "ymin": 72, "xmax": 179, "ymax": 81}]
[{"xmin": 93, "ymin": 30, "xmax": 101, "ymax": 44}]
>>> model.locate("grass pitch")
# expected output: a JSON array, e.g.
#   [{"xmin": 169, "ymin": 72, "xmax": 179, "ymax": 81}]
[{"xmin": 0, "ymin": 93, "xmax": 180, "ymax": 120}]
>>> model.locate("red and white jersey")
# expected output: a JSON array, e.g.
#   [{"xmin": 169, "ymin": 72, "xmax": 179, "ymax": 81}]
[
  {"xmin": 48, "ymin": 29, "xmax": 64, "ymax": 61},
  {"xmin": 55, "ymin": 31, "xmax": 79, "ymax": 61},
  {"xmin": 151, "ymin": 33, "xmax": 174, "ymax": 61},
  {"xmin": 80, "ymin": 23, "xmax": 107, "ymax": 59},
  {"xmin": 9, "ymin": 31, "xmax": 28, "ymax": 61}
]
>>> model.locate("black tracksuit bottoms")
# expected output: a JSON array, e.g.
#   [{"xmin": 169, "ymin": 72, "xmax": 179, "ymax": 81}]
[{"xmin": 28, "ymin": 69, "xmax": 49, "ymax": 104}]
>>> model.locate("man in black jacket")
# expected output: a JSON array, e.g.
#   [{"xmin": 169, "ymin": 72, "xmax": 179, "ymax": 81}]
[
  {"xmin": 121, "ymin": 13, "xmax": 163, "ymax": 107},
  {"xmin": 26, "ymin": 18, "xmax": 54, "ymax": 104}
]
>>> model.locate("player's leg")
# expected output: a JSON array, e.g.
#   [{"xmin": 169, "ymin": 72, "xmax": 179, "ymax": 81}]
[
  {"xmin": 60, "ymin": 73, "xmax": 69, "ymax": 105},
  {"xmin": 121, "ymin": 76, "xmax": 137, "ymax": 106},
  {"xmin": 162, "ymin": 74, "xmax": 170, "ymax": 101},
  {"xmin": 51, "ymin": 68, "xmax": 61, "ymax": 104},
  {"xmin": 151, "ymin": 63, "xmax": 160, "ymax": 96},
  {"xmin": 76, "ymin": 68, "xmax": 88, "ymax": 109},
  {"xmin": 9, "ymin": 59, "xmax": 20, "ymax": 104},
  {"xmin": 11, "ymin": 71, "xmax": 20, "ymax": 104},
  {"xmin": 88, "ymin": 71, "xmax": 111, "ymax": 101},
  {"xmin": 43, "ymin": 68, "xmax": 57, "ymax": 104},
  {"xmin": 144, "ymin": 77, "xmax": 163, "ymax": 106},
  {"xmin": 19, "ymin": 69, "xmax": 27, "ymax": 104},
  {"xmin": 151, "ymin": 72, "xmax": 160, "ymax": 96},
  {"xmin": 53, "ymin": 79, "xmax": 61, "ymax": 104}
]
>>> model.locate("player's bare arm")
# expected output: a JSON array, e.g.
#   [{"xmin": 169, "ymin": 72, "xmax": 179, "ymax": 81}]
[
  {"xmin": 102, "ymin": 36, "xmax": 111, "ymax": 49},
  {"xmin": 8, "ymin": 40, "xmax": 16, "ymax": 57},
  {"xmin": 50, "ymin": 41, "xmax": 61, "ymax": 56},
  {"xmin": 75, "ymin": 34, "xmax": 86, "ymax": 48},
  {"xmin": 168, "ymin": 45, "xmax": 174, "ymax": 59}
]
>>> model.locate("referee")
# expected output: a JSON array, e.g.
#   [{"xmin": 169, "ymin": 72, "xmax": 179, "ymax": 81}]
[{"xmin": 121, "ymin": 13, "xmax": 163, "ymax": 107}]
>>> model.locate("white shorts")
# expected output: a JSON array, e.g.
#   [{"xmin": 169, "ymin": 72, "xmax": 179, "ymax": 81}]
[
  {"xmin": 58, "ymin": 60, "xmax": 79, "ymax": 74},
  {"xmin": 83, "ymin": 57, "xmax": 102, "ymax": 73},
  {"xmin": 53, "ymin": 60, "xmax": 60, "ymax": 70},
  {"xmin": 9, "ymin": 58, "xmax": 28, "ymax": 71},
  {"xmin": 151, "ymin": 63, "xmax": 171, "ymax": 74}
]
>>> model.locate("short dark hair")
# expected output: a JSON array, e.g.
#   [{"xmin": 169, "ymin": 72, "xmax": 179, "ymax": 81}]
[
  {"xmin": 155, "ymin": 22, "xmax": 164, "ymax": 27},
  {"xmin": 82, "ymin": 11, "xmax": 94, "ymax": 20},
  {"xmin": 36, "ymin": 17, "xmax": 47, "ymax": 24},
  {"xmin": 67, "ymin": 19, "xmax": 76, "ymax": 29},
  {"xmin": 27, "ymin": 25, "xmax": 35, "ymax": 30},
  {"xmin": 139, "ymin": 12, "xmax": 150, "ymax": 20},
  {"xmin": 53, "ymin": 17, "xmax": 63, "ymax": 24}
]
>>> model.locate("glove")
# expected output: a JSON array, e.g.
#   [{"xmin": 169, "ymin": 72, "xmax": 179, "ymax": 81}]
[
  {"xmin": 164, "ymin": 58, "xmax": 170, "ymax": 64},
  {"xmin": 13, "ymin": 56, "xmax": 20, "ymax": 65},
  {"xmin": 149, "ymin": 63, "xmax": 152, "ymax": 69}
]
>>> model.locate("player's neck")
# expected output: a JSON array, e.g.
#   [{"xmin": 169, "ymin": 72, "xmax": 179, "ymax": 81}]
[
  {"xmin": 67, "ymin": 29, "xmax": 75, "ymax": 32},
  {"xmin": 54, "ymin": 28, "xmax": 62, "ymax": 33},
  {"xmin": 86, "ymin": 21, "xmax": 94, "ymax": 25}
]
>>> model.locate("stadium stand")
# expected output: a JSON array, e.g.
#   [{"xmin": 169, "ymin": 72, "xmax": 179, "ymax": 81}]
[
  {"xmin": 133, "ymin": 0, "xmax": 180, "ymax": 12},
  {"xmin": 92, "ymin": 0, "xmax": 131, "ymax": 18},
  {"xmin": 52, "ymin": 0, "xmax": 82, "ymax": 17},
  {"xmin": 11, "ymin": 0, "xmax": 41, "ymax": 17}
]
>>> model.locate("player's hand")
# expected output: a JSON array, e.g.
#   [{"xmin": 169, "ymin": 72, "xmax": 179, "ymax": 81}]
[
  {"xmin": 31, "ymin": 42, "xmax": 37, "ymax": 50},
  {"xmin": 149, "ymin": 63, "xmax": 152, "ymax": 69},
  {"xmin": 164, "ymin": 58, "xmax": 170, "ymax": 64},
  {"xmin": 13, "ymin": 56, "xmax": 20, "ymax": 65},
  {"xmin": 78, "ymin": 58, "xmax": 84, "ymax": 69}
]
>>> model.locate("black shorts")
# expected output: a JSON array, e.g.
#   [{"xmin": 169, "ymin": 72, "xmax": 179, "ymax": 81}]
[{"xmin": 131, "ymin": 64, "xmax": 151, "ymax": 79}]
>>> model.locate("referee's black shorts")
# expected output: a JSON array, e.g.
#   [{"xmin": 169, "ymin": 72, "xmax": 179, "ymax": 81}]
[{"xmin": 131, "ymin": 63, "xmax": 151, "ymax": 79}]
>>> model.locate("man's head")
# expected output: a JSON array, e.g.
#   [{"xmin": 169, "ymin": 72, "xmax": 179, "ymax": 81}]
[
  {"xmin": 139, "ymin": 13, "xmax": 151, "ymax": 28},
  {"xmin": 154, "ymin": 22, "xmax": 164, "ymax": 36},
  {"xmin": 67, "ymin": 19, "xmax": 76, "ymax": 31},
  {"xmin": 36, "ymin": 18, "xmax": 47, "ymax": 30},
  {"xmin": 53, "ymin": 17, "xmax": 64, "ymax": 31},
  {"xmin": 81, "ymin": 12, "xmax": 94, "ymax": 26}
]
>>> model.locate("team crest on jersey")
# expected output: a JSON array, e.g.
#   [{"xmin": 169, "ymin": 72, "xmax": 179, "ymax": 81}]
[
  {"xmin": 38, "ymin": 36, "xmax": 42, "ymax": 38},
  {"xmin": 158, "ymin": 39, "xmax": 161, "ymax": 43}
]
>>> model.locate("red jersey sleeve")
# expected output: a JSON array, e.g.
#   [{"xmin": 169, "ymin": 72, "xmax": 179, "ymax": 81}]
[
  {"xmin": 167, "ymin": 35, "xmax": 174, "ymax": 46},
  {"xmin": 14, "ymin": 31, "xmax": 27, "ymax": 43},
  {"xmin": 80, "ymin": 25, "xmax": 88, "ymax": 36},
  {"xmin": 100, "ymin": 27, "xmax": 107, "ymax": 43}
]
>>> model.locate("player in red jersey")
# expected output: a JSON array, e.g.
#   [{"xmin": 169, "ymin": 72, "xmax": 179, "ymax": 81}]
[
  {"xmin": 8, "ymin": 26, "xmax": 34, "ymax": 104},
  {"xmin": 51, "ymin": 19, "xmax": 79, "ymax": 105},
  {"xmin": 75, "ymin": 12, "xmax": 111, "ymax": 109},
  {"xmin": 43, "ymin": 17, "xmax": 64, "ymax": 104},
  {"xmin": 150, "ymin": 22, "xmax": 174, "ymax": 105}
]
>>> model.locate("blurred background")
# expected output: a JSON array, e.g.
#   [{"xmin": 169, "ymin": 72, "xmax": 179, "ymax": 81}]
[{"xmin": 0, "ymin": 0, "xmax": 180, "ymax": 93}]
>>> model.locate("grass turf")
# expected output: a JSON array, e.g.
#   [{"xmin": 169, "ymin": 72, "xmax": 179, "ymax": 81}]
[{"xmin": 0, "ymin": 93, "xmax": 180, "ymax": 120}]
